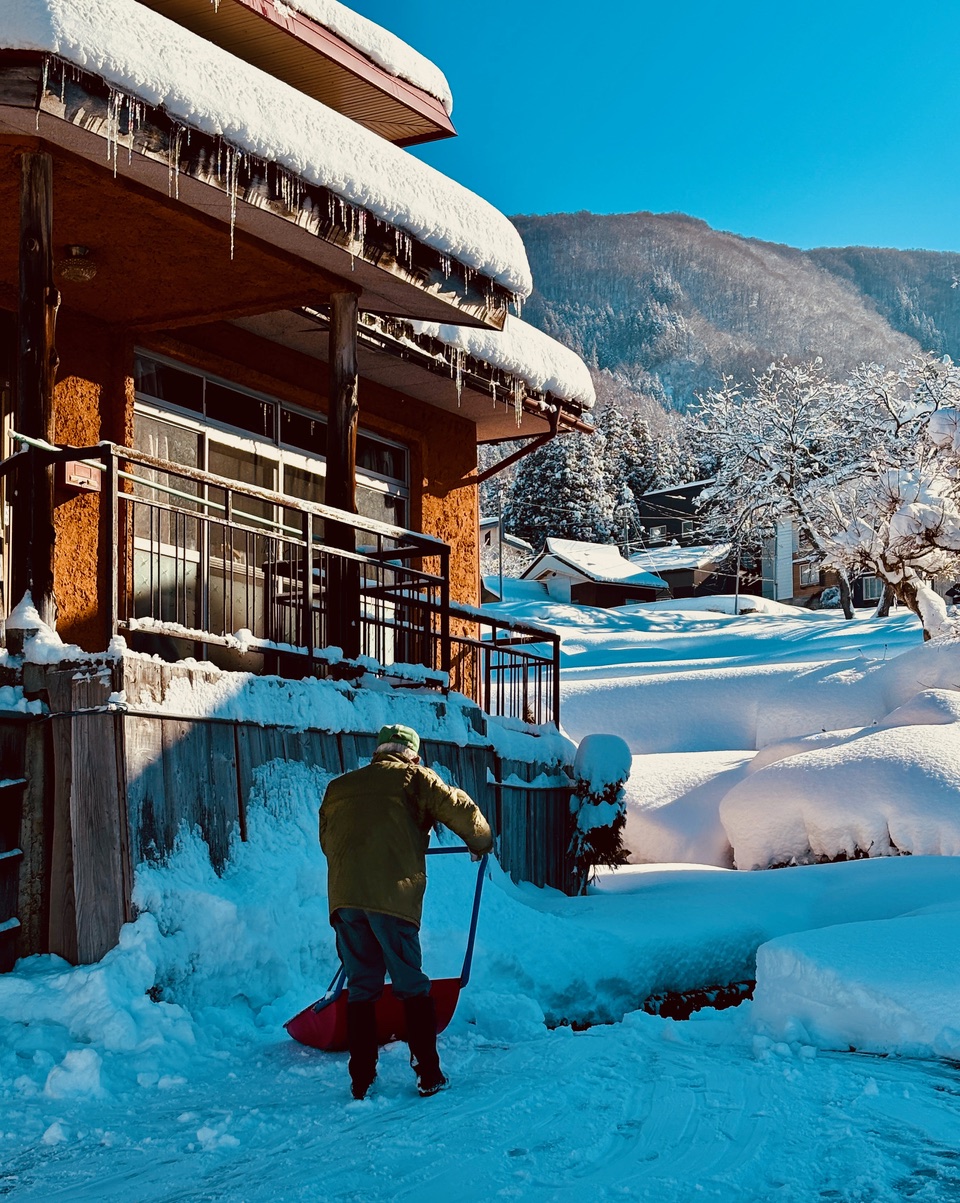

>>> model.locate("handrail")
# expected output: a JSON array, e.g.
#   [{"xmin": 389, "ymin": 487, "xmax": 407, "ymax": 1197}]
[{"xmin": 8, "ymin": 434, "xmax": 445, "ymax": 551}]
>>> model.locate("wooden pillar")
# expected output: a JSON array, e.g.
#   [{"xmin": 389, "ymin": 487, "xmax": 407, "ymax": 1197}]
[
  {"xmin": 326, "ymin": 291, "xmax": 359, "ymax": 514},
  {"xmin": 12, "ymin": 153, "xmax": 59, "ymax": 629},
  {"xmin": 326, "ymin": 291, "xmax": 361, "ymax": 659}
]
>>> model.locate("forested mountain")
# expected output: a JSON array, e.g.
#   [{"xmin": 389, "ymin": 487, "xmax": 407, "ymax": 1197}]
[{"xmin": 513, "ymin": 211, "xmax": 960, "ymax": 412}]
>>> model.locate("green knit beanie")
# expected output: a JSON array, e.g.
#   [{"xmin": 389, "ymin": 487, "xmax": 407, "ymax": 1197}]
[{"xmin": 376, "ymin": 723, "xmax": 420, "ymax": 756}]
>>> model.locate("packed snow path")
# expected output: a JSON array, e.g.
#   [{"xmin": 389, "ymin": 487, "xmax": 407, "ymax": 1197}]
[{"xmin": 5, "ymin": 1012, "xmax": 960, "ymax": 1201}]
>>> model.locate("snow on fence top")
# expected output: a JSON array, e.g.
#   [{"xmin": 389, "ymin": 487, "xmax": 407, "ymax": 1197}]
[
  {"xmin": 5, "ymin": 0, "xmax": 531, "ymax": 296},
  {"xmin": 267, "ymin": 0, "xmax": 454, "ymax": 114},
  {"xmin": 410, "ymin": 316, "xmax": 596, "ymax": 408}
]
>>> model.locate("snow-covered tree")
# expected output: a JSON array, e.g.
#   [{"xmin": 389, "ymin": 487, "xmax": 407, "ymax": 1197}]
[
  {"xmin": 817, "ymin": 359, "xmax": 960, "ymax": 638},
  {"xmin": 696, "ymin": 358, "xmax": 853, "ymax": 606},
  {"xmin": 504, "ymin": 431, "xmax": 616, "ymax": 549}
]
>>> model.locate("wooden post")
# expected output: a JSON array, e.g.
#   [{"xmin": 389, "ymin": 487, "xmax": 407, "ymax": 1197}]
[
  {"xmin": 12, "ymin": 153, "xmax": 59, "ymax": 629},
  {"xmin": 326, "ymin": 291, "xmax": 361, "ymax": 659}
]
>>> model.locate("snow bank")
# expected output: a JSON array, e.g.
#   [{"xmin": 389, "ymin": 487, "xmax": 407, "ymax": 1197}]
[
  {"xmin": 410, "ymin": 316, "xmax": 596, "ymax": 408},
  {"xmin": 561, "ymin": 637, "xmax": 960, "ymax": 754},
  {"xmin": 274, "ymin": 0, "xmax": 453, "ymax": 113},
  {"xmin": 624, "ymin": 750, "xmax": 752, "ymax": 866},
  {"xmin": 753, "ymin": 908, "xmax": 960, "ymax": 1059},
  {"xmin": 5, "ymin": 0, "xmax": 531, "ymax": 294},
  {"xmin": 720, "ymin": 688, "xmax": 960, "ymax": 869}
]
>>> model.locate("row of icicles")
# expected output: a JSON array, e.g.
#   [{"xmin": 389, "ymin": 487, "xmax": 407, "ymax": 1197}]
[{"xmin": 43, "ymin": 56, "xmax": 527, "ymax": 421}]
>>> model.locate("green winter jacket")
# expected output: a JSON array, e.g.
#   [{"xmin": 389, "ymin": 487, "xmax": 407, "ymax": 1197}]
[{"xmin": 319, "ymin": 752, "xmax": 493, "ymax": 927}]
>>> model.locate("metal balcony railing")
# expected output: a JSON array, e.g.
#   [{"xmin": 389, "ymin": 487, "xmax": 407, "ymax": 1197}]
[{"xmin": 2, "ymin": 439, "xmax": 561, "ymax": 725}]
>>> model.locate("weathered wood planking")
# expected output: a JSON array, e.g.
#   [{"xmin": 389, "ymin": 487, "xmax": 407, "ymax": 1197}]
[
  {"xmin": 71, "ymin": 713, "xmax": 127, "ymax": 963},
  {"xmin": 125, "ymin": 714, "xmax": 169, "ymax": 864},
  {"xmin": 338, "ymin": 732, "xmax": 377, "ymax": 771},
  {"xmin": 16, "ymin": 720, "xmax": 50, "ymax": 959},
  {"xmin": 158, "ymin": 718, "xmax": 239, "ymax": 872},
  {"xmin": 70, "ymin": 672, "xmax": 130, "ymax": 963},
  {"xmin": 46, "ymin": 670, "xmax": 78, "ymax": 963}
]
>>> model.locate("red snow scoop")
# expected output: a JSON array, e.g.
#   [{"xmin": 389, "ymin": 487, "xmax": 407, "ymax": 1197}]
[{"xmin": 285, "ymin": 848, "xmax": 488, "ymax": 1051}]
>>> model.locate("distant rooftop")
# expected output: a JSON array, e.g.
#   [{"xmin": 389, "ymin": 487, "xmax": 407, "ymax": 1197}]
[
  {"xmin": 629, "ymin": 542, "xmax": 730, "ymax": 574},
  {"xmin": 524, "ymin": 539, "xmax": 668, "ymax": 589}
]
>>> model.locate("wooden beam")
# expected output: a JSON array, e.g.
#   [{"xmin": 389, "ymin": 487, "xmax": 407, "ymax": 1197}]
[
  {"xmin": 12, "ymin": 152, "xmax": 59, "ymax": 628},
  {"xmin": 325, "ymin": 291, "xmax": 361, "ymax": 659},
  {"xmin": 326, "ymin": 291, "xmax": 359, "ymax": 515}
]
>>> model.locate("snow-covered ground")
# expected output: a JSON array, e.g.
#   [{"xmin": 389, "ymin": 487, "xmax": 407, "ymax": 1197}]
[{"xmin": 5, "ymin": 595, "xmax": 960, "ymax": 1200}]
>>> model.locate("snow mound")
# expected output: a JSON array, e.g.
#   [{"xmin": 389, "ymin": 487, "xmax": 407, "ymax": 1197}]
[
  {"xmin": 719, "ymin": 700, "xmax": 960, "ymax": 869},
  {"xmin": 753, "ymin": 908, "xmax": 960, "ymax": 1059},
  {"xmin": 574, "ymin": 734, "xmax": 632, "ymax": 792},
  {"xmin": 623, "ymin": 750, "xmax": 749, "ymax": 867}
]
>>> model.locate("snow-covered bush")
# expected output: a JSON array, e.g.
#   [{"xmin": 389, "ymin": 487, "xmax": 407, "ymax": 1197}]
[{"xmin": 569, "ymin": 734, "xmax": 632, "ymax": 893}]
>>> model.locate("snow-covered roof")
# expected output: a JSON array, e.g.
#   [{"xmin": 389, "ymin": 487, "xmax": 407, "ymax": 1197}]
[
  {"xmin": 524, "ymin": 539, "xmax": 668, "ymax": 588},
  {"xmin": 479, "ymin": 518, "xmax": 535, "ymax": 553},
  {"xmin": 641, "ymin": 478, "xmax": 715, "ymax": 499},
  {"xmin": 276, "ymin": 0, "xmax": 453, "ymax": 114},
  {"xmin": 629, "ymin": 542, "xmax": 730, "ymax": 574},
  {"xmin": 6, "ymin": 0, "xmax": 531, "ymax": 296},
  {"xmin": 405, "ymin": 316, "xmax": 595, "ymax": 409}
]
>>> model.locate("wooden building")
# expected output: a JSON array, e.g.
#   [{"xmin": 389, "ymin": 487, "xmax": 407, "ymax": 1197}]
[{"xmin": 0, "ymin": 0, "xmax": 596, "ymax": 968}]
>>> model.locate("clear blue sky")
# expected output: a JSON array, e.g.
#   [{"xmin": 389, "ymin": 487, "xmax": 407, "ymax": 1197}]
[{"xmin": 352, "ymin": 1, "xmax": 960, "ymax": 252}]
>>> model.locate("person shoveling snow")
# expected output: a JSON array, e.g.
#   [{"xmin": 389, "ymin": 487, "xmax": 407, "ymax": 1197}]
[{"xmin": 318, "ymin": 724, "xmax": 493, "ymax": 1100}]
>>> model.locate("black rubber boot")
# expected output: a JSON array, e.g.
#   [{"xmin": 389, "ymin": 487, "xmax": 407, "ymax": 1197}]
[
  {"xmin": 403, "ymin": 994, "xmax": 448, "ymax": 1097},
  {"xmin": 346, "ymin": 1000, "xmax": 379, "ymax": 1100}
]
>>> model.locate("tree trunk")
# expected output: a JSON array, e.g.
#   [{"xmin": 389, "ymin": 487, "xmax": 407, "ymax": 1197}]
[
  {"xmin": 873, "ymin": 582, "xmax": 893, "ymax": 618},
  {"xmin": 838, "ymin": 571, "xmax": 854, "ymax": 620}
]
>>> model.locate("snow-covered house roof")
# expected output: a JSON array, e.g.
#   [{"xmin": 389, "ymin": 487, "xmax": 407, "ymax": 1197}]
[
  {"xmin": 5, "ymin": 0, "xmax": 531, "ymax": 299},
  {"xmin": 274, "ymin": 0, "xmax": 454, "ymax": 114},
  {"xmin": 629, "ymin": 542, "xmax": 730, "ymax": 575},
  {"xmin": 522, "ymin": 539, "xmax": 668, "ymax": 590},
  {"xmin": 410, "ymin": 317, "xmax": 596, "ymax": 411}
]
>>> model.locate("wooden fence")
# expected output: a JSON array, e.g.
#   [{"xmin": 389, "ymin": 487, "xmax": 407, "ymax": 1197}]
[{"xmin": 1, "ymin": 660, "xmax": 575, "ymax": 967}]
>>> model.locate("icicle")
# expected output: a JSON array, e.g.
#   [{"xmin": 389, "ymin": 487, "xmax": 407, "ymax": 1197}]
[
  {"xmin": 105, "ymin": 87, "xmax": 124, "ymax": 176},
  {"xmin": 513, "ymin": 377, "xmax": 524, "ymax": 426},
  {"xmin": 450, "ymin": 348, "xmax": 464, "ymax": 406},
  {"xmin": 223, "ymin": 145, "xmax": 241, "ymax": 260},
  {"xmin": 514, "ymin": 294, "xmax": 523, "ymax": 319}
]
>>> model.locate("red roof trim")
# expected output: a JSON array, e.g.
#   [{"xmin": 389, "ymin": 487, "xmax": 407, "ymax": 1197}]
[{"xmin": 232, "ymin": 0, "xmax": 456, "ymax": 144}]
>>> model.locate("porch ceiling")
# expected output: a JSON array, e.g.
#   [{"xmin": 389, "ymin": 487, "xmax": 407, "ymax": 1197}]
[
  {"xmin": 0, "ymin": 143, "xmax": 332, "ymax": 330},
  {"xmin": 231, "ymin": 309, "xmax": 560, "ymax": 442}
]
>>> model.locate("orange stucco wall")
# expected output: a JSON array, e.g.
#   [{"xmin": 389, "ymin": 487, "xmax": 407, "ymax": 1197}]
[{"xmin": 48, "ymin": 310, "xmax": 130, "ymax": 648}]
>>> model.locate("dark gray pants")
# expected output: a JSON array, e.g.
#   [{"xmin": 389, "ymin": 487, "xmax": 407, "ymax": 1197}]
[{"xmin": 332, "ymin": 908, "xmax": 431, "ymax": 1002}]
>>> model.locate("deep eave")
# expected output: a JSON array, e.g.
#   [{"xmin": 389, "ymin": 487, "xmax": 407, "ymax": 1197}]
[
  {"xmin": 232, "ymin": 307, "xmax": 596, "ymax": 442},
  {"xmin": 0, "ymin": 54, "xmax": 510, "ymax": 330},
  {"xmin": 136, "ymin": 0, "xmax": 457, "ymax": 147}
]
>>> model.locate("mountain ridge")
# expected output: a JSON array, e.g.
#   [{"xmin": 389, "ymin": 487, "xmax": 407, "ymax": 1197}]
[{"xmin": 512, "ymin": 210, "xmax": 960, "ymax": 413}]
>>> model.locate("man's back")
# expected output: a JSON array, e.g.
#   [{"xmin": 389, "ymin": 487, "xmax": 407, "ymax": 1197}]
[{"xmin": 320, "ymin": 757, "xmax": 429, "ymax": 925}]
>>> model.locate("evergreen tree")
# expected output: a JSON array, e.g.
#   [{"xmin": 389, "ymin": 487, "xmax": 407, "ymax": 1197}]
[{"xmin": 505, "ymin": 431, "xmax": 615, "ymax": 549}]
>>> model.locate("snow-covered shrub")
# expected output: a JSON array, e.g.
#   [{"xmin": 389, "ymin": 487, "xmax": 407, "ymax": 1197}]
[{"xmin": 569, "ymin": 734, "xmax": 632, "ymax": 893}]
